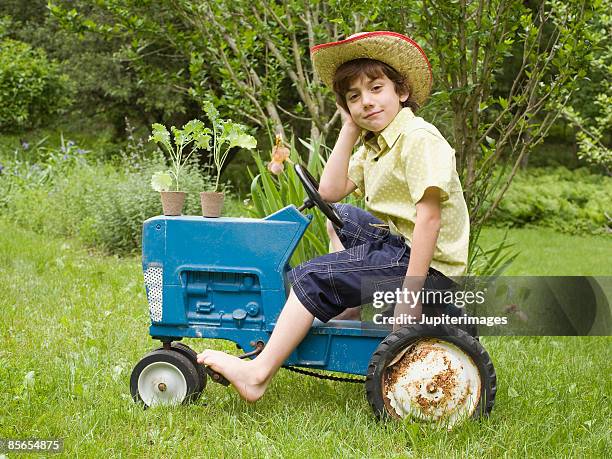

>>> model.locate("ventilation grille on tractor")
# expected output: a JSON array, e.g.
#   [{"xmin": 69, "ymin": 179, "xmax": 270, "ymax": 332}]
[{"xmin": 144, "ymin": 264, "xmax": 163, "ymax": 322}]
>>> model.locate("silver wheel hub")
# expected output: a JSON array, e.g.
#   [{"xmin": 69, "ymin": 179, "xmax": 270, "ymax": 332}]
[
  {"xmin": 137, "ymin": 361, "xmax": 187, "ymax": 407},
  {"xmin": 384, "ymin": 339, "xmax": 481, "ymax": 427}
]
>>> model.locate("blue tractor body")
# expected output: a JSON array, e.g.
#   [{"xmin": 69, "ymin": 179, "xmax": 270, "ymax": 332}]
[{"xmin": 142, "ymin": 205, "xmax": 387, "ymax": 376}]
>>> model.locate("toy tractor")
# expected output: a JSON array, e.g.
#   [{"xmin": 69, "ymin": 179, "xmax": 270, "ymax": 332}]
[{"xmin": 130, "ymin": 165, "xmax": 496, "ymax": 426}]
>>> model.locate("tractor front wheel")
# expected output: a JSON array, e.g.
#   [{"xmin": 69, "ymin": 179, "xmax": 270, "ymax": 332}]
[
  {"xmin": 130, "ymin": 349, "xmax": 203, "ymax": 407},
  {"xmin": 155, "ymin": 342, "xmax": 207, "ymax": 394}
]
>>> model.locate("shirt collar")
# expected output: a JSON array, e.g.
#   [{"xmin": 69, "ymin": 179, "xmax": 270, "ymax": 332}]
[{"xmin": 361, "ymin": 107, "xmax": 415, "ymax": 155}]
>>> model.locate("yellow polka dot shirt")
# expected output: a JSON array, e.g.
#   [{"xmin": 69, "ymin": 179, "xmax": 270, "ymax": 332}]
[{"xmin": 348, "ymin": 107, "xmax": 469, "ymax": 276}]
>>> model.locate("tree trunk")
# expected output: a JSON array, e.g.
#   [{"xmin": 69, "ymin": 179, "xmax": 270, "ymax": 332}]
[
  {"xmin": 520, "ymin": 132, "xmax": 531, "ymax": 169},
  {"xmin": 265, "ymin": 101, "xmax": 286, "ymax": 139}
]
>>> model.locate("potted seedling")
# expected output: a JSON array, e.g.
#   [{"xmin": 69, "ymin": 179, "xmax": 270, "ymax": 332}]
[
  {"xmin": 149, "ymin": 120, "xmax": 211, "ymax": 216},
  {"xmin": 200, "ymin": 101, "xmax": 257, "ymax": 217}
]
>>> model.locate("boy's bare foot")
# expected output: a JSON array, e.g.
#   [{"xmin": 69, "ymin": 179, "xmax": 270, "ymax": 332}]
[{"xmin": 196, "ymin": 350, "xmax": 271, "ymax": 402}]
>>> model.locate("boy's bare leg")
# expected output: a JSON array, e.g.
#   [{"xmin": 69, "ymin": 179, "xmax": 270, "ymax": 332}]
[
  {"xmin": 327, "ymin": 219, "xmax": 345, "ymax": 253},
  {"xmin": 197, "ymin": 289, "xmax": 314, "ymax": 402},
  {"xmin": 327, "ymin": 220, "xmax": 361, "ymax": 321}
]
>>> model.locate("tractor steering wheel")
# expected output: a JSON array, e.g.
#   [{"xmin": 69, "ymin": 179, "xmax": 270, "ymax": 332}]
[{"xmin": 294, "ymin": 164, "xmax": 344, "ymax": 229}]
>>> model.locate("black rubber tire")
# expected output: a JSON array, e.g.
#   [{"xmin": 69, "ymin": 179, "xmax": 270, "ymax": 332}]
[
  {"xmin": 365, "ymin": 324, "xmax": 496, "ymax": 422},
  {"xmin": 156, "ymin": 342, "xmax": 207, "ymax": 394},
  {"xmin": 130, "ymin": 349, "xmax": 202, "ymax": 407}
]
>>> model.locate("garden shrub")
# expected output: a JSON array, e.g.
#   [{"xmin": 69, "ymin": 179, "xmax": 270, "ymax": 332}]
[
  {"xmin": 0, "ymin": 140, "xmax": 240, "ymax": 255},
  {"xmin": 489, "ymin": 167, "xmax": 611, "ymax": 235},
  {"xmin": 0, "ymin": 38, "xmax": 73, "ymax": 131}
]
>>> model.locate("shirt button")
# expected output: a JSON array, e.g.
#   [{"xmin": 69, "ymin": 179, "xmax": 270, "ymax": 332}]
[
  {"xmin": 365, "ymin": 196, "xmax": 369, "ymax": 202},
  {"xmin": 374, "ymin": 157, "xmax": 379, "ymax": 162}
]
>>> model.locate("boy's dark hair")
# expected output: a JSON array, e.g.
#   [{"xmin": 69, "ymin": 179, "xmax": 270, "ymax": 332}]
[{"xmin": 332, "ymin": 58, "xmax": 419, "ymax": 113}]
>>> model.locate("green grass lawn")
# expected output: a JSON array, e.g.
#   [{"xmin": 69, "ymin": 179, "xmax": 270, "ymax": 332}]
[
  {"xmin": 0, "ymin": 220, "xmax": 610, "ymax": 457},
  {"xmin": 479, "ymin": 227, "xmax": 612, "ymax": 276}
]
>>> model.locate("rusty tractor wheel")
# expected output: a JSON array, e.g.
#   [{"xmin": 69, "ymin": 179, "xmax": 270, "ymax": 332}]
[
  {"xmin": 365, "ymin": 324, "xmax": 496, "ymax": 427},
  {"xmin": 130, "ymin": 349, "xmax": 202, "ymax": 408},
  {"xmin": 156, "ymin": 342, "xmax": 207, "ymax": 394}
]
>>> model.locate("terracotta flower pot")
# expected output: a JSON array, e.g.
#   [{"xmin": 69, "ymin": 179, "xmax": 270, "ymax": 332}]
[
  {"xmin": 160, "ymin": 191, "xmax": 186, "ymax": 216},
  {"xmin": 200, "ymin": 191, "xmax": 225, "ymax": 218}
]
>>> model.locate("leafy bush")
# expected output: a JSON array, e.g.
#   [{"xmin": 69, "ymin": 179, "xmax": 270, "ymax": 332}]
[
  {"xmin": 0, "ymin": 138, "xmax": 241, "ymax": 254},
  {"xmin": 489, "ymin": 167, "xmax": 612, "ymax": 235},
  {"xmin": 0, "ymin": 37, "xmax": 73, "ymax": 131}
]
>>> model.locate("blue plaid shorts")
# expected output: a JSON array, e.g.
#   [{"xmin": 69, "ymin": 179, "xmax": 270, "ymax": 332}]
[{"xmin": 288, "ymin": 204, "xmax": 455, "ymax": 322}]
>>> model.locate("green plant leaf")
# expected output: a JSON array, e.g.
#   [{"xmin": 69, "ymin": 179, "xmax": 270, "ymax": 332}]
[
  {"xmin": 182, "ymin": 119, "xmax": 206, "ymax": 135},
  {"xmin": 202, "ymin": 100, "xmax": 221, "ymax": 127},
  {"xmin": 228, "ymin": 130, "xmax": 257, "ymax": 150},
  {"xmin": 193, "ymin": 127, "xmax": 212, "ymax": 151},
  {"xmin": 171, "ymin": 125, "xmax": 191, "ymax": 147},
  {"xmin": 149, "ymin": 124, "xmax": 171, "ymax": 147},
  {"xmin": 151, "ymin": 171, "xmax": 173, "ymax": 192}
]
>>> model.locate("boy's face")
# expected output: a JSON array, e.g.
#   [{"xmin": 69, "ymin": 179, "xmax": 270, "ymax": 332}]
[{"xmin": 345, "ymin": 74, "xmax": 409, "ymax": 134}]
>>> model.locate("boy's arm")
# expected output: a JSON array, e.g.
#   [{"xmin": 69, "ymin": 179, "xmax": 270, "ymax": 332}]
[
  {"xmin": 318, "ymin": 108, "xmax": 360, "ymax": 202},
  {"xmin": 393, "ymin": 186, "xmax": 442, "ymax": 329}
]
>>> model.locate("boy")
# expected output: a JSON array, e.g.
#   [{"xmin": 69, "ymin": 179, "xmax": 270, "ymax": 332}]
[{"xmin": 197, "ymin": 31, "xmax": 469, "ymax": 402}]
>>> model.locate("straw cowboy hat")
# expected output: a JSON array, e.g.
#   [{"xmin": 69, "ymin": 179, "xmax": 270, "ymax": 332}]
[{"xmin": 310, "ymin": 31, "xmax": 433, "ymax": 106}]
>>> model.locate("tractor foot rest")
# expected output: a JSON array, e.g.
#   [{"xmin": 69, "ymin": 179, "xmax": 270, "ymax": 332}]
[{"xmin": 201, "ymin": 365, "xmax": 230, "ymax": 386}]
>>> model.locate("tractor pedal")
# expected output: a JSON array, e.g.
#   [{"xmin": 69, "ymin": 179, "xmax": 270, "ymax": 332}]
[{"xmin": 201, "ymin": 365, "xmax": 230, "ymax": 386}]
